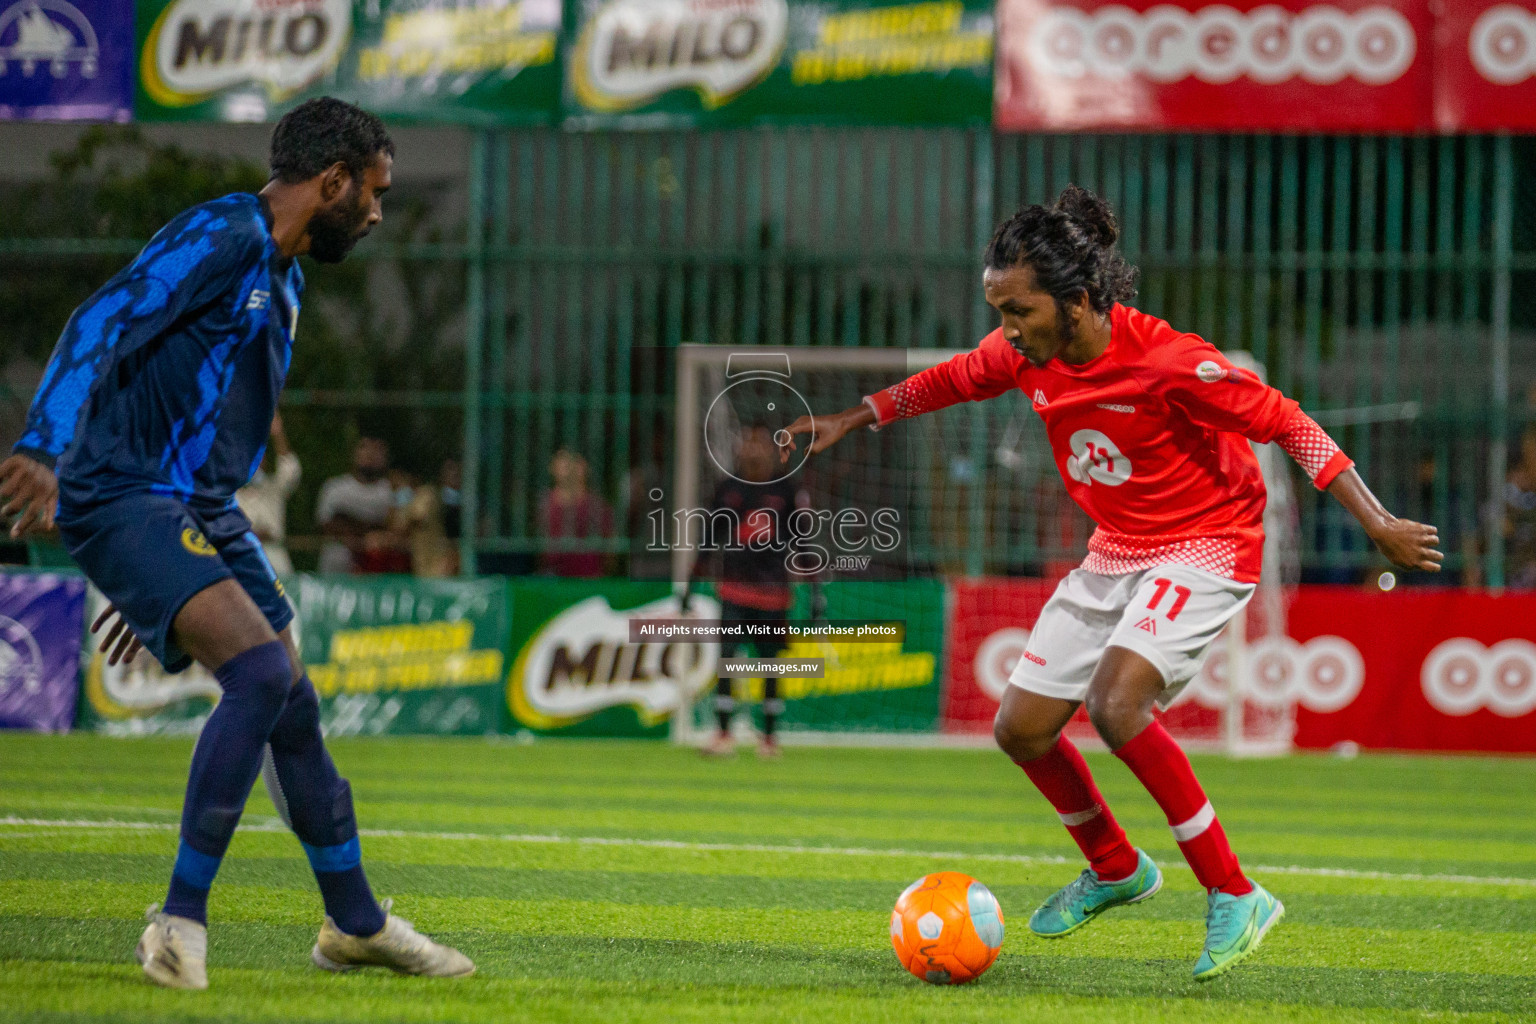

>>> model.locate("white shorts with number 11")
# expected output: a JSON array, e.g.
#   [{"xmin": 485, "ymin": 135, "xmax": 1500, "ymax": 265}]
[{"xmin": 1009, "ymin": 565, "xmax": 1255, "ymax": 709}]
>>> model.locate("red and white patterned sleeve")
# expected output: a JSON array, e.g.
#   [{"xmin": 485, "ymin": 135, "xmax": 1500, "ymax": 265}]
[
  {"xmin": 1275, "ymin": 412, "xmax": 1353, "ymax": 490},
  {"xmin": 1149, "ymin": 334, "xmax": 1352, "ymax": 489},
  {"xmin": 863, "ymin": 329, "xmax": 1021, "ymax": 429}
]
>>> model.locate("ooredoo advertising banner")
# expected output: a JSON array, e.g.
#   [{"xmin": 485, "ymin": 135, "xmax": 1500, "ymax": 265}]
[
  {"xmin": 994, "ymin": 0, "xmax": 1434, "ymax": 131},
  {"xmin": 0, "ymin": 0, "xmax": 133, "ymax": 121},
  {"xmin": 1288, "ymin": 587, "xmax": 1536, "ymax": 753},
  {"xmin": 135, "ymin": 0, "xmax": 560, "ymax": 124},
  {"xmin": 942, "ymin": 578, "xmax": 1536, "ymax": 754},
  {"xmin": 564, "ymin": 0, "xmax": 995, "ymax": 126},
  {"xmin": 0, "ymin": 571, "xmax": 85, "ymax": 732},
  {"xmin": 1433, "ymin": 2, "xmax": 1536, "ymax": 131}
]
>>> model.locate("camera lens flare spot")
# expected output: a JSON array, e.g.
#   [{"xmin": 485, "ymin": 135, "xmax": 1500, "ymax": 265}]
[{"xmin": 774, "ymin": 429, "xmax": 792, "ymax": 447}]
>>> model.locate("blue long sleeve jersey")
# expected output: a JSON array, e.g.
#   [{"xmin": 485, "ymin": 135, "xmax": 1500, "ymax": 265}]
[{"xmin": 14, "ymin": 193, "xmax": 302, "ymax": 512}]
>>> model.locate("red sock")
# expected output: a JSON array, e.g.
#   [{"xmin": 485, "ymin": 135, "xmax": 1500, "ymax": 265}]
[
  {"xmin": 1114, "ymin": 721, "xmax": 1252, "ymax": 895},
  {"xmin": 1016, "ymin": 736, "xmax": 1140, "ymax": 881}
]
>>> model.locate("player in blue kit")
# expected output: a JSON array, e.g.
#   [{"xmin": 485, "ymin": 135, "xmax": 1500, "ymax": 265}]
[{"xmin": 0, "ymin": 98, "xmax": 472, "ymax": 989}]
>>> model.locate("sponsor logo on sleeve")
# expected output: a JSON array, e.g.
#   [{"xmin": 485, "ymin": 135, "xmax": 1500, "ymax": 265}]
[{"xmin": 1195, "ymin": 360, "xmax": 1226, "ymax": 383}]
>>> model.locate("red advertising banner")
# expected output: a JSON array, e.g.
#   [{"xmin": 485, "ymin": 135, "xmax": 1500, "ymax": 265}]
[
  {"xmin": 1288, "ymin": 587, "xmax": 1536, "ymax": 753},
  {"xmin": 993, "ymin": 0, "xmax": 1435, "ymax": 131},
  {"xmin": 1433, "ymin": 2, "xmax": 1536, "ymax": 130},
  {"xmin": 942, "ymin": 579, "xmax": 1536, "ymax": 754}
]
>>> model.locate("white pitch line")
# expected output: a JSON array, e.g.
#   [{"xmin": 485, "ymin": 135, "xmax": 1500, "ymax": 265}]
[{"xmin": 3, "ymin": 816, "xmax": 1534, "ymax": 889}]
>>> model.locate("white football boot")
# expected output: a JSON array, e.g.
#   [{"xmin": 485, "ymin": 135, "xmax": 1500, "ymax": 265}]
[
  {"xmin": 311, "ymin": 899, "xmax": 474, "ymax": 977},
  {"xmin": 135, "ymin": 904, "xmax": 208, "ymax": 990}
]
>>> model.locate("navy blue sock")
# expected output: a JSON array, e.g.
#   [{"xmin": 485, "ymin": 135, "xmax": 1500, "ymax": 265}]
[
  {"xmin": 163, "ymin": 841, "xmax": 219, "ymax": 923},
  {"xmin": 305, "ymin": 838, "xmax": 386, "ymax": 936},
  {"xmin": 166, "ymin": 640, "xmax": 292, "ymax": 924},
  {"xmin": 266, "ymin": 675, "xmax": 386, "ymax": 937}
]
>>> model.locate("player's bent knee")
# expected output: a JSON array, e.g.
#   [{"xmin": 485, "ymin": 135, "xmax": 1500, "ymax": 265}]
[
  {"xmin": 214, "ymin": 640, "xmax": 294, "ymax": 728},
  {"xmin": 993, "ymin": 706, "xmax": 1057, "ymax": 763},
  {"xmin": 1084, "ymin": 689, "xmax": 1149, "ymax": 749}
]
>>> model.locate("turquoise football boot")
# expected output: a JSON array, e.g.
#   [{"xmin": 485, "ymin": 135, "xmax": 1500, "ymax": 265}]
[
  {"xmin": 1028, "ymin": 849, "xmax": 1163, "ymax": 938},
  {"xmin": 1192, "ymin": 882, "xmax": 1285, "ymax": 981}
]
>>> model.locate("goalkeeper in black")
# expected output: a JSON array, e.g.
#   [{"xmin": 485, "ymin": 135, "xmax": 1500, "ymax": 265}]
[{"xmin": 683, "ymin": 425, "xmax": 808, "ymax": 758}]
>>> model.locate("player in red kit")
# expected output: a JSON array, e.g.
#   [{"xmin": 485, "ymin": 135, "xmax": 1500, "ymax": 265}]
[{"xmin": 780, "ymin": 186, "xmax": 1441, "ymax": 980}]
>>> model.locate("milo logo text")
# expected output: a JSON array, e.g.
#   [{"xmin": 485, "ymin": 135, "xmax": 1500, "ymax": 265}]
[
  {"xmin": 573, "ymin": 0, "xmax": 788, "ymax": 111},
  {"xmin": 143, "ymin": 0, "xmax": 351, "ymax": 107},
  {"xmin": 509, "ymin": 594, "xmax": 720, "ymax": 729}
]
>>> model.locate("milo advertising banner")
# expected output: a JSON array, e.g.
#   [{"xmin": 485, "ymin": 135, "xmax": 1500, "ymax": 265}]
[
  {"xmin": 504, "ymin": 578, "xmax": 943, "ymax": 737},
  {"xmin": 80, "ymin": 575, "xmax": 508, "ymax": 736},
  {"xmin": 504, "ymin": 579, "xmax": 719, "ymax": 737},
  {"xmin": 135, "ymin": 0, "xmax": 561, "ymax": 124},
  {"xmin": 564, "ymin": 0, "xmax": 993, "ymax": 126}
]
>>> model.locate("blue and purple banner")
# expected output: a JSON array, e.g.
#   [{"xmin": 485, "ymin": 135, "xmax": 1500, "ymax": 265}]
[
  {"xmin": 0, "ymin": 571, "xmax": 86, "ymax": 732},
  {"xmin": 0, "ymin": 0, "xmax": 133, "ymax": 121}
]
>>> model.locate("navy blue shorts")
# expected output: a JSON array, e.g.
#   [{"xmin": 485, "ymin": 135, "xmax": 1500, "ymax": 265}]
[{"xmin": 58, "ymin": 493, "xmax": 293, "ymax": 673}]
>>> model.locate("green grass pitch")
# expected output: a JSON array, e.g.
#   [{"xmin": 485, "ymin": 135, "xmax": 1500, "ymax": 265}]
[{"xmin": 1, "ymin": 733, "xmax": 1533, "ymax": 1023}]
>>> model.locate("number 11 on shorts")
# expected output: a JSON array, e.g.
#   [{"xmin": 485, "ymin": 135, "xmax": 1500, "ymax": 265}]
[{"xmin": 1147, "ymin": 577, "xmax": 1192, "ymax": 621}]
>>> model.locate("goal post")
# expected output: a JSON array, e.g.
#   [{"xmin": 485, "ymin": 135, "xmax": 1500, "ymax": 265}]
[
  {"xmin": 667, "ymin": 345, "xmax": 964, "ymax": 746},
  {"xmin": 666, "ymin": 344, "xmax": 1300, "ymax": 755}
]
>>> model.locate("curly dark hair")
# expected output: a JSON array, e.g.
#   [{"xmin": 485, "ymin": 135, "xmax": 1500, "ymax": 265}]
[
  {"xmin": 269, "ymin": 97, "xmax": 394, "ymax": 185},
  {"xmin": 984, "ymin": 185, "xmax": 1139, "ymax": 328}
]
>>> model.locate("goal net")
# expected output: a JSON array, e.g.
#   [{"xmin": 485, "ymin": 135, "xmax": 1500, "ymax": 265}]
[{"xmin": 664, "ymin": 344, "xmax": 1299, "ymax": 754}]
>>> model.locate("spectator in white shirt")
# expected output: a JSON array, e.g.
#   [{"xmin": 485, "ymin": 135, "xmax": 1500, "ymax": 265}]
[
  {"xmin": 316, "ymin": 437, "xmax": 403, "ymax": 574},
  {"xmin": 236, "ymin": 415, "xmax": 302, "ymax": 576}
]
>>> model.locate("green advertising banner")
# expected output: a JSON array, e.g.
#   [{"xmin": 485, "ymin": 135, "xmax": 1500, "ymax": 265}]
[
  {"xmin": 135, "ymin": 0, "xmax": 560, "ymax": 124},
  {"xmin": 564, "ymin": 0, "xmax": 993, "ymax": 126},
  {"xmin": 503, "ymin": 579, "xmax": 717, "ymax": 738},
  {"xmin": 698, "ymin": 579, "xmax": 944, "ymax": 735},
  {"xmin": 502, "ymin": 578, "xmax": 942, "ymax": 738},
  {"xmin": 79, "ymin": 575, "xmax": 508, "ymax": 736},
  {"xmin": 292, "ymin": 575, "xmax": 508, "ymax": 735}
]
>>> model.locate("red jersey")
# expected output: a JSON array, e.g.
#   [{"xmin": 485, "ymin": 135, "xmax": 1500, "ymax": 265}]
[{"xmin": 865, "ymin": 304, "xmax": 1352, "ymax": 583}]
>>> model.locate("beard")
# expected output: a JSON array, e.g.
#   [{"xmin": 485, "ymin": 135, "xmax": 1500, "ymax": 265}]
[{"xmin": 308, "ymin": 188, "xmax": 371, "ymax": 264}]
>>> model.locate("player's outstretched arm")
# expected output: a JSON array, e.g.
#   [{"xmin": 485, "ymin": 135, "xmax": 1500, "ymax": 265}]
[
  {"xmin": 777, "ymin": 403, "xmax": 877, "ymax": 462},
  {"xmin": 1328, "ymin": 467, "xmax": 1443, "ymax": 572},
  {"xmin": 0, "ymin": 453, "xmax": 57, "ymax": 539}
]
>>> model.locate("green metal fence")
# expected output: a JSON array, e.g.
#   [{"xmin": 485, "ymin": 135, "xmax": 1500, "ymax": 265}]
[
  {"xmin": 457, "ymin": 129, "xmax": 1530, "ymax": 585},
  {"xmin": 2, "ymin": 127, "xmax": 1530, "ymax": 584}
]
